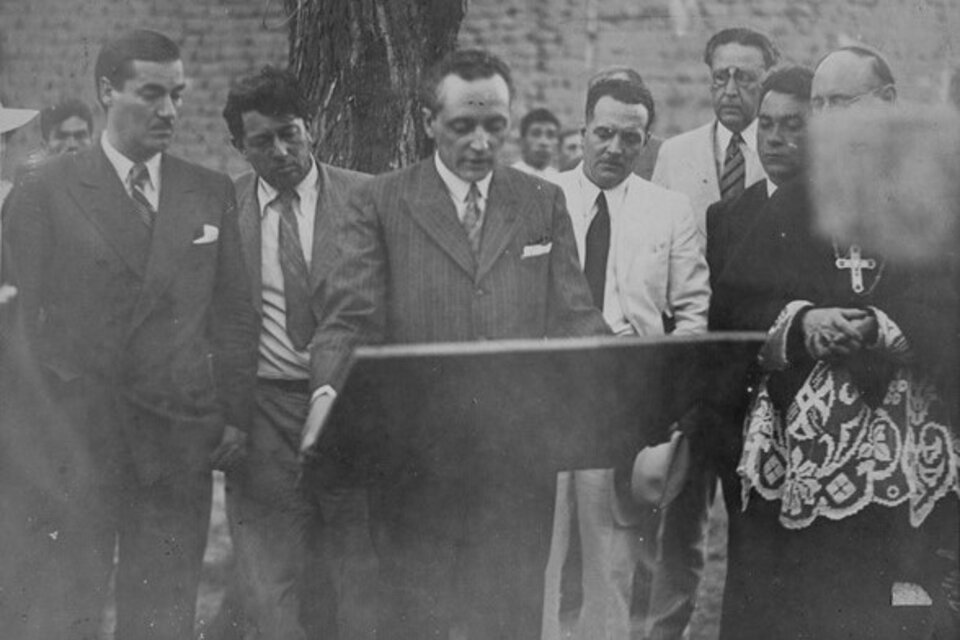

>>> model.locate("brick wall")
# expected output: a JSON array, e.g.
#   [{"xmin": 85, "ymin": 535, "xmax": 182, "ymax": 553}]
[
  {"xmin": 1, "ymin": 0, "xmax": 958, "ymax": 176},
  {"xmin": 0, "ymin": 0, "xmax": 288, "ymax": 178}
]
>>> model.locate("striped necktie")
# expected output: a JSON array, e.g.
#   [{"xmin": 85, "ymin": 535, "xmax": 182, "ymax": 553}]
[
  {"xmin": 274, "ymin": 190, "xmax": 315, "ymax": 351},
  {"xmin": 584, "ymin": 191, "xmax": 610, "ymax": 310},
  {"xmin": 463, "ymin": 183, "xmax": 484, "ymax": 256},
  {"xmin": 127, "ymin": 163, "xmax": 155, "ymax": 226},
  {"xmin": 720, "ymin": 132, "xmax": 746, "ymax": 203}
]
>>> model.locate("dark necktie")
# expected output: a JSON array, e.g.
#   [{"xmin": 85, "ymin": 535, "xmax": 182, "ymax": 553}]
[
  {"xmin": 462, "ymin": 183, "xmax": 484, "ymax": 256},
  {"xmin": 720, "ymin": 132, "xmax": 746, "ymax": 203},
  {"xmin": 584, "ymin": 191, "xmax": 610, "ymax": 310},
  {"xmin": 127, "ymin": 163, "xmax": 155, "ymax": 227},
  {"xmin": 274, "ymin": 190, "xmax": 315, "ymax": 351}
]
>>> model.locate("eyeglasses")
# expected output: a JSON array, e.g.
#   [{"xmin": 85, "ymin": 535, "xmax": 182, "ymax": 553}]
[
  {"xmin": 711, "ymin": 67, "xmax": 762, "ymax": 90},
  {"xmin": 811, "ymin": 85, "xmax": 891, "ymax": 111}
]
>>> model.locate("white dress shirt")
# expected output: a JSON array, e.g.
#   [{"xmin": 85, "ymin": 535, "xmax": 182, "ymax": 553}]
[
  {"xmin": 435, "ymin": 152, "xmax": 492, "ymax": 220},
  {"xmin": 257, "ymin": 160, "xmax": 320, "ymax": 380},
  {"xmin": 511, "ymin": 159, "xmax": 561, "ymax": 184},
  {"xmin": 566, "ymin": 166, "xmax": 633, "ymax": 336},
  {"xmin": 101, "ymin": 134, "xmax": 161, "ymax": 210}
]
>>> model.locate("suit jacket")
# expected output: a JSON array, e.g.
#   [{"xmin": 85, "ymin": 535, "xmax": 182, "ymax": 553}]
[
  {"xmin": 310, "ymin": 158, "xmax": 610, "ymax": 390},
  {"xmin": 556, "ymin": 169, "xmax": 709, "ymax": 336},
  {"xmin": 2, "ymin": 144, "xmax": 259, "ymax": 477},
  {"xmin": 235, "ymin": 161, "xmax": 369, "ymax": 335},
  {"xmin": 651, "ymin": 121, "xmax": 765, "ymax": 237},
  {"xmin": 705, "ymin": 178, "xmax": 770, "ymax": 316}
]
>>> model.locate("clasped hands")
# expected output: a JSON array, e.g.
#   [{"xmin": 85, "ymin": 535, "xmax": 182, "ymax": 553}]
[{"xmin": 801, "ymin": 307, "xmax": 877, "ymax": 361}]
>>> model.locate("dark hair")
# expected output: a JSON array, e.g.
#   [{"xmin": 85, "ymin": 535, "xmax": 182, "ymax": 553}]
[
  {"xmin": 420, "ymin": 48, "xmax": 513, "ymax": 114},
  {"xmin": 588, "ymin": 66, "xmax": 646, "ymax": 89},
  {"xmin": 94, "ymin": 30, "xmax": 180, "ymax": 105},
  {"xmin": 703, "ymin": 28, "xmax": 779, "ymax": 69},
  {"xmin": 585, "ymin": 77, "xmax": 656, "ymax": 131},
  {"xmin": 814, "ymin": 44, "xmax": 896, "ymax": 88},
  {"xmin": 223, "ymin": 66, "xmax": 311, "ymax": 143},
  {"xmin": 760, "ymin": 65, "xmax": 814, "ymax": 106},
  {"xmin": 40, "ymin": 99, "xmax": 94, "ymax": 140},
  {"xmin": 519, "ymin": 108, "xmax": 560, "ymax": 137}
]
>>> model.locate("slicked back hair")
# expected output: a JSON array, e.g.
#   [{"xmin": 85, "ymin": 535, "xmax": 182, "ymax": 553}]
[
  {"xmin": 703, "ymin": 28, "xmax": 779, "ymax": 69},
  {"xmin": 94, "ymin": 30, "xmax": 180, "ymax": 107},
  {"xmin": 420, "ymin": 49, "xmax": 514, "ymax": 115},
  {"xmin": 223, "ymin": 66, "xmax": 311, "ymax": 144},
  {"xmin": 585, "ymin": 77, "xmax": 656, "ymax": 131},
  {"xmin": 760, "ymin": 65, "xmax": 814, "ymax": 105}
]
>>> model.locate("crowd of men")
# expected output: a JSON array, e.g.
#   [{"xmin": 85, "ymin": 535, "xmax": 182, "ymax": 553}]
[{"xmin": 0, "ymin": 23, "xmax": 957, "ymax": 640}]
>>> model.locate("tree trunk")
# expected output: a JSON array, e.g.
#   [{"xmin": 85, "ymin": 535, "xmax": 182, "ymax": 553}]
[{"xmin": 283, "ymin": 0, "xmax": 466, "ymax": 174}]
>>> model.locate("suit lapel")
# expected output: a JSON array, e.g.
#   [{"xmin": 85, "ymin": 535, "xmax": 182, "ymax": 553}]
[
  {"xmin": 476, "ymin": 167, "xmax": 523, "ymax": 282},
  {"xmin": 72, "ymin": 146, "xmax": 151, "ymax": 278},
  {"xmin": 129, "ymin": 155, "xmax": 200, "ymax": 333},
  {"xmin": 236, "ymin": 173, "xmax": 263, "ymax": 312},
  {"xmin": 310, "ymin": 163, "xmax": 337, "ymax": 289},
  {"xmin": 403, "ymin": 160, "xmax": 476, "ymax": 277}
]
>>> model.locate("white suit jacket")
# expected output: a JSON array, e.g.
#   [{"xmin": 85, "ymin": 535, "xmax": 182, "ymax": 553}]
[
  {"xmin": 651, "ymin": 120, "xmax": 766, "ymax": 238},
  {"xmin": 556, "ymin": 168, "xmax": 710, "ymax": 337}
]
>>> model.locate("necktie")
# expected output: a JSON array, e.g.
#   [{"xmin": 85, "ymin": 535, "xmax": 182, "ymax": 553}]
[
  {"xmin": 584, "ymin": 191, "xmax": 610, "ymax": 310},
  {"xmin": 274, "ymin": 190, "xmax": 315, "ymax": 351},
  {"xmin": 720, "ymin": 132, "xmax": 746, "ymax": 203},
  {"xmin": 127, "ymin": 163, "xmax": 155, "ymax": 226},
  {"xmin": 463, "ymin": 183, "xmax": 484, "ymax": 256}
]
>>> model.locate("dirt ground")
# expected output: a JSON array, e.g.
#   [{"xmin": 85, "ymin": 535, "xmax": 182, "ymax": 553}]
[{"xmin": 191, "ymin": 473, "xmax": 728, "ymax": 640}]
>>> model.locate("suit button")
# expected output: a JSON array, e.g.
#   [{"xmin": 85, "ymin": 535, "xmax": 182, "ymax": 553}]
[{"xmin": 475, "ymin": 288, "xmax": 485, "ymax": 296}]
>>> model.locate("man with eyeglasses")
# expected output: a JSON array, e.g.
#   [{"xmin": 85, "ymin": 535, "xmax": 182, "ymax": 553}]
[
  {"xmin": 810, "ymin": 45, "xmax": 897, "ymax": 113},
  {"xmin": 544, "ymin": 73, "xmax": 708, "ymax": 640},
  {"xmin": 647, "ymin": 26, "xmax": 779, "ymax": 640}
]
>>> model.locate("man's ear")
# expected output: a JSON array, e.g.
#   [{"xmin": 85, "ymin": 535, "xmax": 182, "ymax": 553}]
[
  {"xmin": 421, "ymin": 107, "xmax": 436, "ymax": 139},
  {"xmin": 98, "ymin": 76, "xmax": 115, "ymax": 110},
  {"xmin": 878, "ymin": 84, "xmax": 897, "ymax": 104}
]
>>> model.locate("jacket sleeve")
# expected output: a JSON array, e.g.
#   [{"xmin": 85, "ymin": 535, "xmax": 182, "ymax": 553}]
[
  {"xmin": 667, "ymin": 194, "xmax": 710, "ymax": 335},
  {"xmin": 210, "ymin": 177, "xmax": 259, "ymax": 430}
]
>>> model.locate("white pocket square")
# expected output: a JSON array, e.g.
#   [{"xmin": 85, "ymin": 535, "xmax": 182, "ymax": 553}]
[
  {"xmin": 522, "ymin": 242, "xmax": 552, "ymax": 258},
  {"xmin": 193, "ymin": 224, "xmax": 219, "ymax": 244}
]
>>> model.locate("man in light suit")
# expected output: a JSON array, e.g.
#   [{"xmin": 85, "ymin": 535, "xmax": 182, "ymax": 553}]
[
  {"xmin": 220, "ymin": 66, "xmax": 376, "ymax": 640},
  {"xmin": 647, "ymin": 27, "xmax": 779, "ymax": 640},
  {"xmin": 652, "ymin": 28, "xmax": 779, "ymax": 237},
  {"xmin": 546, "ymin": 74, "xmax": 709, "ymax": 640},
  {"xmin": 1, "ymin": 30, "xmax": 258, "ymax": 639},
  {"xmin": 305, "ymin": 48, "xmax": 610, "ymax": 640}
]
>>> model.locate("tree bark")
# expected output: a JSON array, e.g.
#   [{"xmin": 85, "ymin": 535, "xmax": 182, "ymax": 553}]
[{"xmin": 283, "ymin": 0, "xmax": 466, "ymax": 174}]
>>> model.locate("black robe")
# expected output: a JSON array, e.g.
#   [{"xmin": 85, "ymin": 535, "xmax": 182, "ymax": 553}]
[{"xmin": 711, "ymin": 178, "xmax": 960, "ymax": 640}]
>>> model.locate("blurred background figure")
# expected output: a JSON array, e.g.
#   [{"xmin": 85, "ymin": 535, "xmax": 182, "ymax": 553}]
[
  {"xmin": 512, "ymin": 107, "xmax": 561, "ymax": 181},
  {"xmin": 558, "ymin": 127, "xmax": 583, "ymax": 172},
  {"xmin": 40, "ymin": 98, "xmax": 94, "ymax": 156},
  {"xmin": 0, "ymin": 101, "xmax": 38, "ymax": 203}
]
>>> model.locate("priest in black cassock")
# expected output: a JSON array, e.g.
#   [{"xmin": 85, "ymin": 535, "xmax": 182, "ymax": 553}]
[{"xmin": 710, "ymin": 47, "xmax": 960, "ymax": 639}]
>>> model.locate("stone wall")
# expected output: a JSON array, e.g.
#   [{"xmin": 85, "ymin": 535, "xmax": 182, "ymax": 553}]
[{"xmin": 1, "ymin": 0, "xmax": 957, "ymax": 175}]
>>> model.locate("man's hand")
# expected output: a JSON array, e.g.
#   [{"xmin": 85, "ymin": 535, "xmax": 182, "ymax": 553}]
[
  {"xmin": 300, "ymin": 392, "xmax": 335, "ymax": 459},
  {"xmin": 210, "ymin": 424, "xmax": 247, "ymax": 472},
  {"xmin": 0, "ymin": 284, "xmax": 17, "ymax": 306},
  {"xmin": 802, "ymin": 307, "xmax": 870, "ymax": 360}
]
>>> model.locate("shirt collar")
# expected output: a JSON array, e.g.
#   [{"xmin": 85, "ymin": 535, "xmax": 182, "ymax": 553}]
[
  {"xmin": 766, "ymin": 178, "xmax": 778, "ymax": 197},
  {"xmin": 257, "ymin": 158, "xmax": 319, "ymax": 218},
  {"xmin": 716, "ymin": 118, "xmax": 759, "ymax": 155},
  {"xmin": 100, "ymin": 134, "xmax": 161, "ymax": 190},
  {"xmin": 576, "ymin": 162, "xmax": 630, "ymax": 211},
  {"xmin": 434, "ymin": 152, "xmax": 492, "ymax": 203}
]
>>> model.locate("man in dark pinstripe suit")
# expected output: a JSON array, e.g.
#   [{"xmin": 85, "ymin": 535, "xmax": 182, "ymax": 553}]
[{"xmin": 304, "ymin": 49, "xmax": 609, "ymax": 640}]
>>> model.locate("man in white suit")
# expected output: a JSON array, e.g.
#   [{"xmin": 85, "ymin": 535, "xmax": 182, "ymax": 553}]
[
  {"xmin": 648, "ymin": 27, "xmax": 779, "ymax": 640},
  {"xmin": 544, "ymin": 74, "xmax": 709, "ymax": 640},
  {"xmin": 652, "ymin": 28, "xmax": 779, "ymax": 238}
]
